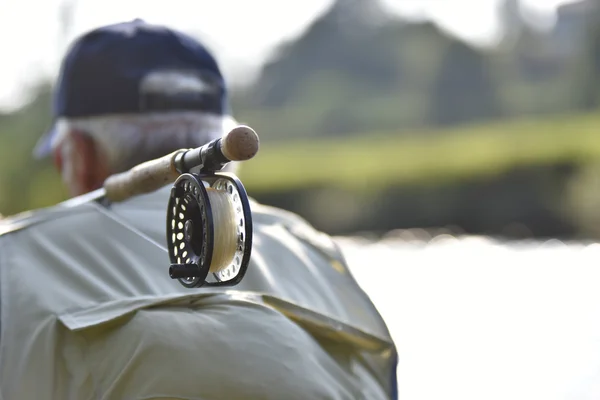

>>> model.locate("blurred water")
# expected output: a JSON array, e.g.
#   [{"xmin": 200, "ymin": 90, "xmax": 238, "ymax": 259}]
[{"xmin": 336, "ymin": 231, "xmax": 600, "ymax": 400}]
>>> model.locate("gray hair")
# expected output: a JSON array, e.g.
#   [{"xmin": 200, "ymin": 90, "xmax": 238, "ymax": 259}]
[
  {"xmin": 52, "ymin": 69, "xmax": 239, "ymax": 175},
  {"xmin": 53, "ymin": 111, "xmax": 240, "ymax": 174}
]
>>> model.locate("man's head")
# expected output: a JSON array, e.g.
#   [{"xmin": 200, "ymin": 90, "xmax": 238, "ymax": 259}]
[{"xmin": 34, "ymin": 19, "xmax": 238, "ymax": 197}]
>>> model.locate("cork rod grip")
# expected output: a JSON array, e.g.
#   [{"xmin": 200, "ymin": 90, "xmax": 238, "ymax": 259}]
[
  {"xmin": 221, "ymin": 125, "xmax": 260, "ymax": 161},
  {"xmin": 103, "ymin": 149, "xmax": 185, "ymax": 202}
]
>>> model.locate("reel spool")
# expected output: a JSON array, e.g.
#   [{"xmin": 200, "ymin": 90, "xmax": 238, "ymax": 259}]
[{"xmin": 166, "ymin": 172, "xmax": 252, "ymax": 288}]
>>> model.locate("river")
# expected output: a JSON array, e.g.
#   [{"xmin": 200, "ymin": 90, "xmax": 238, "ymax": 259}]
[{"xmin": 335, "ymin": 231, "xmax": 600, "ymax": 400}]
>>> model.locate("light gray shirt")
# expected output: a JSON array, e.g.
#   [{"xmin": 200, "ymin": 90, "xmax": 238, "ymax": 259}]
[{"xmin": 0, "ymin": 186, "xmax": 397, "ymax": 400}]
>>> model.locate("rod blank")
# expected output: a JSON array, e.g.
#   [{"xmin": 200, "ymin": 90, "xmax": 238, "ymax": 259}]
[{"xmin": 103, "ymin": 125, "xmax": 260, "ymax": 203}]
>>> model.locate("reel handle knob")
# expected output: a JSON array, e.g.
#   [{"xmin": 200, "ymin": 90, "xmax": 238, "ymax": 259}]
[{"xmin": 169, "ymin": 264, "xmax": 209, "ymax": 279}]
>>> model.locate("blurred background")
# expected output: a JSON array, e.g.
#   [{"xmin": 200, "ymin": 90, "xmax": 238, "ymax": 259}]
[
  {"xmin": 4, "ymin": 0, "xmax": 600, "ymax": 241},
  {"xmin": 2, "ymin": 0, "xmax": 600, "ymax": 399}
]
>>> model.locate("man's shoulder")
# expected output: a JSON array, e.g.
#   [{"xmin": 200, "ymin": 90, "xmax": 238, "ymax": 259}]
[
  {"xmin": 251, "ymin": 199, "xmax": 329, "ymax": 233},
  {"xmin": 0, "ymin": 189, "xmax": 342, "ymax": 263},
  {"xmin": 0, "ymin": 188, "xmax": 121, "ymax": 238},
  {"xmin": 0, "ymin": 201, "xmax": 90, "ymax": 238},
  {"xmin": 0, "ymin": 185, "xmax": 172, "ymax": 239},
  {"xmin": 250, "ymin": 200, "xmax": 345, "ymax": 263}
]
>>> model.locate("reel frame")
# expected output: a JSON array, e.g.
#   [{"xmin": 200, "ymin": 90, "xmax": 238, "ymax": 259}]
[{"xmin": 166, "ymin": 172, "xmax": 253, "ymax": 288}]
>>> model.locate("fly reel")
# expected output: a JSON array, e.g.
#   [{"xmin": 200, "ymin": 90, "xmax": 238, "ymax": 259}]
[
  {"xmin": 101, "ymin": 125, "xmax": 259, "ymax": 289},
  {"xmin": 162, "ymin": 125, "xmax": 258, "ymax": 289},
  {"xmin": 166, "ymin": 172, "xmax": 252, "ymax": 288}
]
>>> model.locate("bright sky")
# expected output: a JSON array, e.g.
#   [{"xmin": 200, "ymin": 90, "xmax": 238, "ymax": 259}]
[{"xmin": 0, "ymin": 0, "xmax": 571, "ymax": 112}]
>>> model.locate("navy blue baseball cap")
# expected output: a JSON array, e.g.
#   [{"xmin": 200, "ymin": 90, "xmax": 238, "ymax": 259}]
[{"xmin": 34, "ymin": 19, "xmax": 230, "ymax": 159}]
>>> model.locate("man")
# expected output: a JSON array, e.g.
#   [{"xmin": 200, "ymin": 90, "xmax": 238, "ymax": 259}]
[{"xmin": 0, "ymin": 20, "xmax": 397, "ymax": 400}]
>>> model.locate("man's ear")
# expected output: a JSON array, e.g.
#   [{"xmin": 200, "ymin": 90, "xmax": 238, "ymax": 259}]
[
  {"xmin": 52, "ymin": 142, "xmax": 63, "ymax": 172},
  {"xmin": 61, "ymin": 130, "xmax": 110, "ymax": 195}
]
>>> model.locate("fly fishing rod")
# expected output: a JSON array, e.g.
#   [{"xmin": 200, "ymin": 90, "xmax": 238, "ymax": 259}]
[{"xmin": 102, "ymin": 125, "xmax": 260, "ymax": 288}]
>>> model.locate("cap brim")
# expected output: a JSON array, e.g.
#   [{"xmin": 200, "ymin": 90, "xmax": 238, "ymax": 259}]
[{"xmin": 32, "ymin": 125, "xmax": 57, "ymax": 159}]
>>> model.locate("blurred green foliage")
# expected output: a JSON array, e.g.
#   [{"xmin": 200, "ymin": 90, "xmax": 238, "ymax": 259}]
[
  {"xmin": 238, "ymin": 112, "xmax": 600, "ymax": 193},
  {"xmin": 0, "ymin": 84, "xmax": 68, "ymax": 216},
  {"xmin": 232, "ymin": 0, "xmax": 595, "ymax": 141}
]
